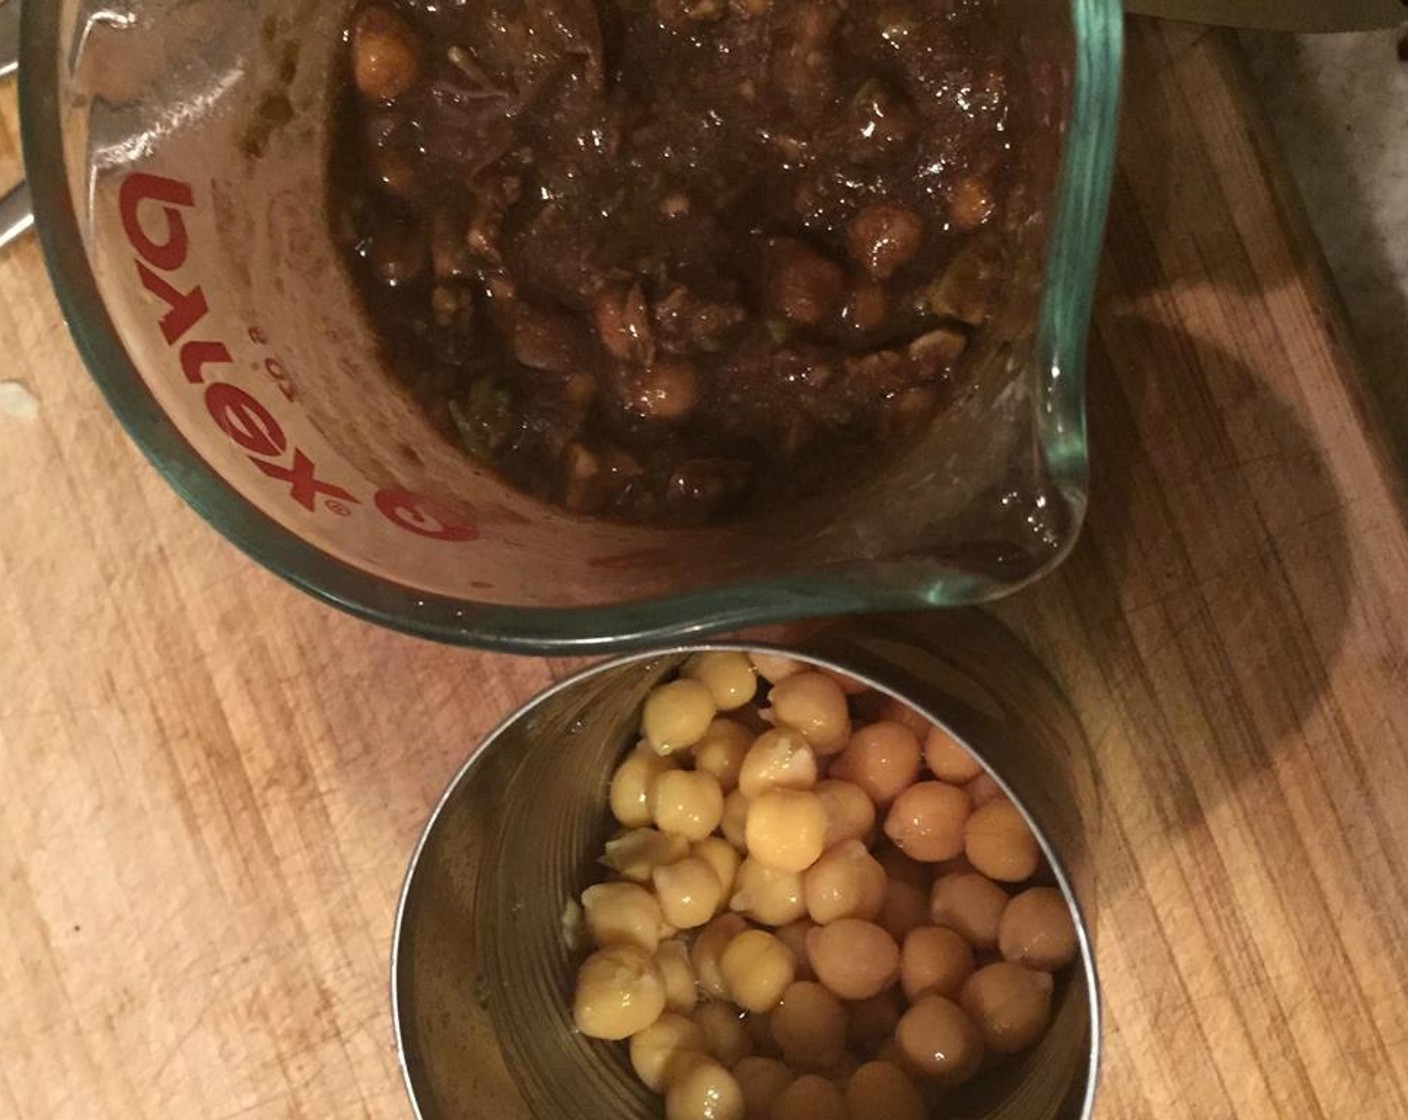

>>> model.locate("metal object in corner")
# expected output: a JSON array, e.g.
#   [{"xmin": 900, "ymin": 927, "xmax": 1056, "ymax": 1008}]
[{"xmin": 0, "ymin": 0, "xmax": 32, "ymax": 253}]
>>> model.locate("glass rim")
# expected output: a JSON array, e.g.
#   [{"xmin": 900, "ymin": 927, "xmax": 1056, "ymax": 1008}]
[{"xmin": 18, "ymin": 0, "xmax": 1123, "ymax": 655}]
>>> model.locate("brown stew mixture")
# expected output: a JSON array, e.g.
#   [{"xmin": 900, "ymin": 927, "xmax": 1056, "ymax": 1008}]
[{"xmin": 333, "ymin": 0, "xmax": 1020, "ymax": 524}]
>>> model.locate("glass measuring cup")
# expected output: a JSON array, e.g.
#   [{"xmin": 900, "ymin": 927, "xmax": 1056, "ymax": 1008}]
[{"xmin": 17, "ymin": 0, "xmax": 1122, "ymax": 653}]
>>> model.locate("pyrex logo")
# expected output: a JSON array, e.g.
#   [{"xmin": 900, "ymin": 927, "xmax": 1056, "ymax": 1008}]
[
  {"xmin": 119, "ymin": 172, "xmax": 358, "ymax": 513},
  {"xmin": 118, "ymin": 172, "xmax": 478, "ymax": 543}
]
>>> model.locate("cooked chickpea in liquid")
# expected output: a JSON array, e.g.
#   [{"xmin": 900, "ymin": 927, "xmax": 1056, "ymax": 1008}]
[
  {"xmin": 894, "ymin": 993, "xmax": 984, "ymax": 1084},
  {"xmin": 806, "ymin": 919, "xmax": 900, "ymax": 1000},
  {"xmin": 684, "ymin": 652, "xmax": 759, "ymax": 711},
  {"xmin": 692, "ymin": 720, "xmax": 754, "ymax": 792},
  {"xmin": 582, "ymin": 881, "xmax": 664, "ymax": 952},
  {"xmin": 773, "ymin": 1075, "xmax": 848, "ymax": 1120},
  {"xmin": 744, "ymin": 789, "xmax": 828, "ymax": 873},
  {"xmin": 737, "ymin": 728, "xmax": 818, "ymax": 799},
  {"xmin": 694, "ymin": 1000, "xmax": 754, "ymax": 1067},
  {"xmin": 654, "ymin": 769, "xmax": 726, "ymax": 841},
  {"xmin": 959, "ymin": 961, "xmax": 1054, "ymax": 1055},
  {"xmin": 610, "ymin": 748, "xmax": 676, "ymax": 828},
  {"xmin": 719, "ymin": 929, "xmax": 797, "ymax": 1012},
  {"xmin": 654, "ymin": 857, "xmax": 726, "ymax": 930},
  {"xmin": 965, "ymin": 799, "xmax": 1041, "ymax": 882},
  {"xmin": 767, "ymin": 672, "xmax": 851, "ymax": 755},
  {"xmin": 733, "ymin": 1056, "xmax": 792, "ymax": 1120},
  {"xmin": 803, "ymin": 839, "xmax": 887, "ymax": 924},
  {"xmin": 772, "ymin": 981, "xmax": 848, "ymax": 1070},
  {"xmin": 831, "ymin": 721, "xmax": 922, "ymax": 804},
  {"xmin": 730, "ymin": 858, "xmax": 808, "ymax": 926},
  {"xmin": 900, "ymin": 925, "xmax": 975, "ymax": 1001},
  {"xmin": 846, "ymin": 1060, "xmax": 927, "ymax": 1120},
  {"xmin": 665, "ymin": 1057, "xmax": 745, "ymax": 1120},
  {"xmin": 998, "ymin": 886, "xmax": 1078, "ymax": 970},
  {"xmin": 571, "ymin": 667, "xmax": 1080, "ymax": 1114},
  {"xmin": 643, "ymin": 680, "xmax": 718, "ymax": 755},
  {"xmin": 630, "ymin": 1012, "xmax": 707, "ymax": 1091},
  {"xmin": 814, "ymin": 778, "xmax": 877, "ymax": 849},
  {"xmin": 883, "ymin": 780, "xmax": 971, "ymax": 862},
  {"xmin": 930, "ymin": 870, "xmax": 1010, "ymax": 950}
]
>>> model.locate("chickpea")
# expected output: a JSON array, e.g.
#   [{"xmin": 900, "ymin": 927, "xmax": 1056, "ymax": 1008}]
[
  {"xmin": 846, "ymin": 989, "xmax": 902, "ymax": 1051},
  {"xmin": 695, "ymin": 1000, "xmax": 754, "ymax": 1067},
  {"xmin": 845, "ymin": 1061, "xmax": 926, "ymax": 1120},
  {"xmin": 351, "ymin": 8, "xmax": 422, "ymax": 102},
  {"xmin": 814, "ymin": 779, "xmax": 876, "ymax": 849},
  {"xmin": 643, "ymin": 679, "xmax": 718, "ymax": 755},
  {"xmin": 999, "ymin": 887, "xmax": 1078, "ymax": 971},
  {"xmin": 733, "ymin": 1056, "xmax": 792, "ymax": 1120},
  {"xmin": 949, "ymin": 175, "xmax": 996, "ymax": 231},
  {"xmin": 692, "ymin": 913, "xmax": 750, "ymax": 1000},
  {"xmin": 574, "ymin": 944, "xmax": 667, "ymax": 1040},
  {"xmin": 768, "ymin": 242, "xmax": 846, "ymax": 325},
  {"xmin": 965, "ymin": 800, "xmax": 1040, "ymax": 882},
  {"xmin": 966, "ymin": 772, "xmax": 1004, "ymax": 807},
  {"xmin": 894, "ymin": 994, "xmax": 983, "ymax": 1085},
  {"xmin": 877, "ymin": 696, "xmax": 932, "ymax": 739},
  {"xmin": 877, "ymin": 876, "xmax": 930, "ymax": 942},
  {"xmin": 655, "ymin": 858, "xmax": 726, "ymax": 930},
  {"xmin": 844, "ymin": 277, "xmax": 890, "ymax": 334},
  {"xmin": 738, "ymin": 728, "xmax": 818, "ymax": 799},
  {"xmin": 745, "ymin": 790, "xmax": 827, "ymax": 873},
  {"xmin": 923, "ymin": 726, "xmax": 983, "ymax": 784},
  {"xmin": 803, "ymin": 840, "xmax": 886, "ymax": 924},
  {"xmin": 883, "ymin": 781, "xmax": 971, "ymax": 862},
  {"xmin": 685, "ymin": 652, "xmax": 759, "ymax": 710},
  {"xmin": 959, "ymin": 962, "xmax": 1054, "ymax": 1054},
  {"xmin": 749, "ymin": 652, "xmax": 806, "ymax": 684},
  {"xmin": 609, "ymin": 748, "xmax": 677, "ymax": 827},
  {"xmin": 730, "ymin": 858, "xmax": 807, "ymax": 926},
  {"xmin": 846, "ymin": 202, "xmax": 924, "ymax": 280},
  {"xmin": 721, "ymin": 790, "xmax": 751, "ymax": 851},
  {"xmin": 720, "ymin": 929, "xmax": 797, "ymax": 1013},
  {"xmin": 773, "ymin": 1074, "xmax": 848, "ymax": 1120},
  {"xmin": 601, "ymin": 828, "xmax": 689, "ymax": 883},
  {"xmin": 654, "ymin": 770, "xmax": 726, "ymax": 841},
  {"xmin": 631, "ymin": 1012, "xmax": 707, "ymax": 1091},
  {"xmin": 900, "ymin": 926, "xmax": 974, "ymax": 1001},
  {"xmin": 624, "ymin": 359, "xmax": 700, "ymax": 423},
  {"xmin": 656, "ymin": 938, "xmax": 700, "ymax": 1013},
  {"xmin": 774, "ymin": 919, "xmax": 815, "ymax": 979},
  {"xmin": 692, "ymin": 837, "xmax": 742, "ymax": 903},
  {"xmin": 772, "ymin": 981, "xmax": 847, "ymax": 1070},
  {"xmin": 830, "ymin": 722, "xmax": 921, "ymax": 804},
  {"xmin": 767, "ymin": 672, "xmax": 851, "ymax": 754},
  {"xmin": 693, "ymin": 720, "xmax": 755, "ymax": 792},
  {"xmin": 665, "ymin": 1057, "xmax": 745, "ymax": 1120},
  {"xmin": 930, "ymin": 872, "xmax": 1009, "ymax": 950},
  {"xmin": 582, "ymin": 881, "xmax": 665, "ymax": 953},
  {"xmin": 806, "ymin": 919, "xmax": 899, "ymax": 1000}
]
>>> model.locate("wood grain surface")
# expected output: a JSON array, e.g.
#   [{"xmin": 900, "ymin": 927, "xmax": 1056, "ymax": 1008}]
[{"xmin": 2, "ymin": 19, "xmax": 1406, "ymax": 1120}]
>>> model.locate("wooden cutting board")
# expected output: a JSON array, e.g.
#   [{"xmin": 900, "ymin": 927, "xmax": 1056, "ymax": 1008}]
[{"xmin": 3, "ymin": 19, "xmax": 1407, "ymax": 1120}]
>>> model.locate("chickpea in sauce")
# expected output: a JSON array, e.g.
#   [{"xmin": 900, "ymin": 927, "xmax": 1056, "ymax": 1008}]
[{"xmin": 334, "ymin": 0, "xmax": 1022, "ymax": 523}]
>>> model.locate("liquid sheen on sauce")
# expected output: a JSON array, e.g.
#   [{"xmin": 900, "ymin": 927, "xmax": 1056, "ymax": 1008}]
[{"xmin": 332, "ymin": 0, "xmax": 1022, "ymax": 524}]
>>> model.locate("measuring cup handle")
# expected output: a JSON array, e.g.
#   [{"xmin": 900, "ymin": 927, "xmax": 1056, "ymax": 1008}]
[{"xmin": 0, "ymin": 0, "xmax": 31, "ymax": 253}]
